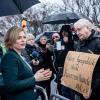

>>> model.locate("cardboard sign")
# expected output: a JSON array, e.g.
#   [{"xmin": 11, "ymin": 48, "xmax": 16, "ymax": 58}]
[{"xmin": 61, "ymin": 51, "xmax": 99, "ymax": 97}]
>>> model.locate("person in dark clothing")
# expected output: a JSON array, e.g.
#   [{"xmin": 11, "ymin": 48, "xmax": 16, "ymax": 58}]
[
  {"xmin": 51, "ymin": 32, "xmax": 61, "ymax": 73},
  {"xmin": 0, "ymin": 46, "xmax": 3, "ymax": 63},
  {"xmin": 22, "ymin": 34, "xmax": 51, "ymax": 100},
  {"xmin": 59, "ymin": 25, "xmax": 74, "ymax": 67},
  {"xmin": 37, "ymin": 36, "xmax": 55, "ymax": 99},
  {"xmin": 0, "ymin": 46, "xmax": 5, "ymax": 100},
  {"xmin": 21, "ymin": 34, "xmax": 40, "ymax": 73},
  {"xmin": 52, "ymin": 25, "xmax": 75, "ymax": 100},
  {"xmin": 74, "ymin": 18, "xmax": 100, "ymax": 100},
  {"xmin": 0, "ymin": 26, "xmax": 52, "ymax": 100}
]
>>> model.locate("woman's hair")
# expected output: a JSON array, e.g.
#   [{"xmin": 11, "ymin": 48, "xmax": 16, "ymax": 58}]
[
  {"xmin": 74, "ymin": 18, "xmax": 94, "ymax": 30},
  {"xmin": 4, "ymin": 26, "xmax": 23, "ymax": 49},
  {"xmin": 26, "ymin": 33, "xmax": 35, "ymax": 41},
  {"xmin": 59, "ymin": 24, "xmax": 73, "ymax": 41},
  {"xmin": 38, "ymin": 36, "xmax": 48, "ymax": 48},
  {"xmin": 52, "ymin": 32, "xmax": 60, "ymax": 39},
  {"xmin": 39, "ymin": 36, "xmax": 48, "ymax": 42}
]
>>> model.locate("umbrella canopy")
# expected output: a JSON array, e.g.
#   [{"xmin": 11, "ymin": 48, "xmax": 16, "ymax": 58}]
[
  {"xmin": 42, "ymin": 12, "xmax": 80, "ymax": 24},
  {"xmin": 0, "ymin": 0, "xmax": 40, "ymax": 17}
]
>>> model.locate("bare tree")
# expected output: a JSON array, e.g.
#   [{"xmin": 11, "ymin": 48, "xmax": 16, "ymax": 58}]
[{"xmin": 61, "ymin": 0, "xmax": 100, "ymax": 24}]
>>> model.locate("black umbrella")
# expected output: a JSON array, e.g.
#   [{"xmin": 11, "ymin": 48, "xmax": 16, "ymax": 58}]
[
  {"xmin": 42, "ymin": 12, "xmax": 80, "ymax": 24},
  {"xmin": 0, "ymin": 0, "xmax": 40, "ymax": 17}
]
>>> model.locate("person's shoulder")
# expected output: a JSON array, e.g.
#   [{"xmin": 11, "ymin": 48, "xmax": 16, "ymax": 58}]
[
  {"xmin": 91, "ymin": 31, "xmax": 100, "ymax": 43},
  {"xmin": 94, "ymin": 34, "xmax": 100, "ymax": 42},
  {"xmin": 93, "ymin": 30, "xmax": 100, "ymax": 38},
  {"xmin": 2, "ymin": 50, "xmax": 18, "ymax": 60}
]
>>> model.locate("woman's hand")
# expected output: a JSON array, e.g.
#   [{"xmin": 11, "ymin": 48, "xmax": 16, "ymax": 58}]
[
  {"xmin": 32, "ymin": 59, "xmax": 39, "ymax": 65},
  {"xmin": 35, "ymin": 60, "xmax": 39, "ymax": 65},
  {"xmin": 34, "ymin": 68, "xmax": 52, "ymax": 82}
]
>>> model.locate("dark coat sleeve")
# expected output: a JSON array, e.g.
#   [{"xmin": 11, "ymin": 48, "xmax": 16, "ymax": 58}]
[
  {"xmin": 92, "ymin": 38, "xmax": 100, "ymax": 92},
  {"xmin": 1, "ymin": 52, "xmax": 36, "ymax": 93}
]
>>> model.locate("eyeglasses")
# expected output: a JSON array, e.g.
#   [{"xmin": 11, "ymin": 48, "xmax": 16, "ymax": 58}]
[{"xmin": 53, "ymin": 36, "xmax": 59, "ymax": 39}]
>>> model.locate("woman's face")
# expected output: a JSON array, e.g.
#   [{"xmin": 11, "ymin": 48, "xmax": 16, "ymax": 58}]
[
  {"xmin": 62, "ymin": 32, "xmax": 69, "ymax": 43},
  {"xmin": 27, "ymin": 37, "xmax": 35, "ymax": 46},
  {"xmin": 52, "ymin": 36, "xmax": 60, "ymax": 43},
  {"xmin": 13, "ymin": 31, "xmax": 26, "ymax": 53},
  {"xmin": 75, "ymin": 26, "xmax": 91, "ymax": 40},
  {"xmin": 40, "ymin": 37, "xmax": 47, "ymax": 45},
  {"xmin": 62, "ymin": 32, "xmax": 68, "ymax": 37}
]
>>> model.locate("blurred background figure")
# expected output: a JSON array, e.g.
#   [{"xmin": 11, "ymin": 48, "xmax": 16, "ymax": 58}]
[
  {"xmin": 94, "ymin": 25, "xmax": 100, "ymax": 35},
  {"xmin": 21, "ymin": 33, "xmax": 40, "ymax": 73},
  {"xmin": 0, "ymin": 46, "xmax": 3, "ymax": 63},
  {"xmin": 0, "ymin": 45, "xmax": 4, "ymax": 100},
  {"xmin": 52, "ymin": 32, "xmax": 60, "ymax": 44},
  {"xmin": 51, "ymin": 32, "xmax": 61, "ymax": 73},
  {"xmin": 52, "ymin": 25, "xmax": 75, "ymax": 100},
  {"xmin": 22, "ymin": 33, "xmax": 49, "ymax": 100},
  {"xmin": 37, "ymin": 35, "xmax": 55, "ymax": 99}
]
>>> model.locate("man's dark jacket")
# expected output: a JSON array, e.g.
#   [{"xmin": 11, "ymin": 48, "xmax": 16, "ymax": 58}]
[
  {"xmin": 1, "ymin": 49, "xmax": 36, "ymax": 100},
  {"xmin": 75, "ymin": 30, "xmax": 100, "ymax": 100}
]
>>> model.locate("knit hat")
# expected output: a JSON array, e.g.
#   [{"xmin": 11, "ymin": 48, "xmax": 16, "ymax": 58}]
[{"xmin": 52, "ymin": 32, "xmax": 60, "ymax": 39}]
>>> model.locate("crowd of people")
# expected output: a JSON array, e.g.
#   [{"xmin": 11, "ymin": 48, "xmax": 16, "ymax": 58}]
[{"xmin": 0, "ymin": 18, "xmax": 100, "ymax": 100}]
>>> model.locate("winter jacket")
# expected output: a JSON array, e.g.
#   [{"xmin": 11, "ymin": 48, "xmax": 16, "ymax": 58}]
[
  {"xmin": 21, "ymin": 44, "xmax": 40, "ymax": 73},
  {"xmin": 75, "ymin": 30, "xmax": 100, "ymax": 100},
  {"xmin": 1, "ymin": 49, "xmax": 37, "ymax": 100}
]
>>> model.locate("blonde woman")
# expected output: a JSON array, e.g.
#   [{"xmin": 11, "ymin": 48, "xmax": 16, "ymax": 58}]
[
  {"xmin": 21, "ymin": 33, "xmax": 40, "ymax": 72},
  {"xmin": 0, "ymin": 26, "xmax": 52, "ymax": 100}
]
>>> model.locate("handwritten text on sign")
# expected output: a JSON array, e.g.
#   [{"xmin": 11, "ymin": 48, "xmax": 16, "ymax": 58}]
[{"xmin": 61, "ymin": 51, "xmax": 99, "ymax": 97}]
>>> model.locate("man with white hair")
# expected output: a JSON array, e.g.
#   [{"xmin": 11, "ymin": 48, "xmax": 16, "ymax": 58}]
[{"xmin": 74, "ymin": 18, "xmax": 100, "ymax": 100}]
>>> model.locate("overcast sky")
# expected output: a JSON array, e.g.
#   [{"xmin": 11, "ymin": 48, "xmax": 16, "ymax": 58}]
[{"xmin": 39, "ymin": 0, "xmax": 64, "ymax": 5}]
